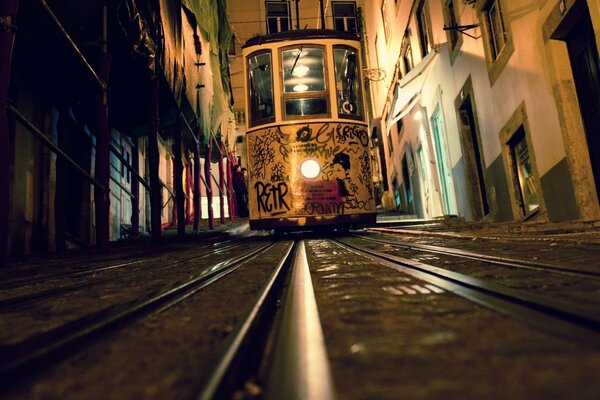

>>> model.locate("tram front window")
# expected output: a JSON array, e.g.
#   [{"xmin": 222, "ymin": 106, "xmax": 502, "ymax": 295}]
[
  {"xmin": 248, "ymin": 52, "xmax": 274, "ymax": 126},
  {"xmin": 334, "ymin": 47, "xmax": 363, "ymax": 119},
  {"xmin": 281, "ymin": 47, "xmax": 328, "ymax": 118}
]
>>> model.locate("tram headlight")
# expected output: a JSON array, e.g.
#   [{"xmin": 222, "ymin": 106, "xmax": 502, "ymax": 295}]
[{"xmin": 300, "ymin": 159, "xmax": 321, "ymax": 179}]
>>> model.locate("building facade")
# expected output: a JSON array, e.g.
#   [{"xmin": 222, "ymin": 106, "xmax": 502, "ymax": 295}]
[
  {"xmin": 363, "ymin": 0, "xmax": 600, "ymax": 222},
  {"xmin": 1, "ymin": 0, "xmax": 236, "ymax": 260}
]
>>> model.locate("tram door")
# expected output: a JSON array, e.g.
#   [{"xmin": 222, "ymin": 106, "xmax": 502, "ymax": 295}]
[{"xmin": 565, "ymin": 8, "xmax": 600, "ymax": 200}]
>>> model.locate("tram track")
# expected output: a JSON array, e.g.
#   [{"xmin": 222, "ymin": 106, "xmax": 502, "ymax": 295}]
[
  {"xmin": 349, "ymin": 232, "xmax": 600, "ymax": 309},
  {"xmin": 353, "ymin": 232, "xmax": 600, "ymax": 278},
  {"xmin": 333, "ymin": 237, "xmax": 600, "ymax": 347},
  {"xmin": 0, "ymin": 239, "xmax": 238, "ymax": 292},
  {"xmin": 0, "ymin": 241, "xmax": 247, "ymax": 311},
  {"xmin": 197, "ymin": 240, "xmax": 335, "ymax": 400},
  {"xmin": 0, "ymin": 240, "xmax": 278, "ymax": 389}
]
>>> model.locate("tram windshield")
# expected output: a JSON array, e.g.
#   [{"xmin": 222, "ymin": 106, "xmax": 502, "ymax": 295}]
[
  {"xmin": 334, "ymin": 47, "xmax": 363, "ymax": 119},
  {"xmin": 248, "ymin": 52, "xmax": 275, "ymax": 126},
  {"xmin": 281, "ymin": 47, "xmax": 328, "ymax": 117}
]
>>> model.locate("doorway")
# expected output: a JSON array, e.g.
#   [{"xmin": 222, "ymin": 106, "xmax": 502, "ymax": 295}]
[
  {"xmin": 456, "ymin": 88, "xmax": 489, "ymax": 219},
  {"xmin": 431, "ymin": 105, "xmax": 457, "ymax": 215},
  {"xmin": 564, "ymin": 6, "xmax": 600, "ymax": 200}
]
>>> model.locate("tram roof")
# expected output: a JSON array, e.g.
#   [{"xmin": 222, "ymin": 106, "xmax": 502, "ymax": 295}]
[{"xmin": 243, "ymin": 29, "xmax": 360, "ymax": 48}]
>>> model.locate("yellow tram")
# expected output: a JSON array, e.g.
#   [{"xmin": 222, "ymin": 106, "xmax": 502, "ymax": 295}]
[{"xmin": 242, "ymin": 29, "xmax": 376, "ymax": 232}]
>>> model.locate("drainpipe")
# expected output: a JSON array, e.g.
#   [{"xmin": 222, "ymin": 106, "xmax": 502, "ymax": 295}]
[
  {"xmin": 0, "ymin": 0, "xmax": 18, "ymax": 265},
  {"xmin": 94, "ymin": 1, "xmax": 111, "ymax": 251},
  {"xmin": 204, "ymin": 140, "xmax": 214, "ymax": 230}
]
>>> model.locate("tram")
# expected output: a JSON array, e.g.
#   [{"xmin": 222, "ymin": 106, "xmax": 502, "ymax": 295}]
[{"xmin": 242, "ymin": 29, "xmax": 376, "ymax": 232}]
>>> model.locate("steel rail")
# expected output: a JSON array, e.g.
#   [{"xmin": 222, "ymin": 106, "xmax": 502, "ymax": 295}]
[
  {"xmin": 354, "ymin": 233, "xmax": 600, "ymax": 278},
  {"xmin": 197, "ymin": 240, "xmax": 336, "ymax": 400},
  {"xmin": 0, "ymin": 241, "xmax": 277, "ymax": 386},
  {"xmin": 266, "ymin": 240, "xmax": 336, "ymax": 400},
  {"xmin": 196, "ymin": 241, "xmax": 295, "ymax": 400},
  {"xmin": 334, "ymin": 238, "xmax": 600, "ymax": 347}
]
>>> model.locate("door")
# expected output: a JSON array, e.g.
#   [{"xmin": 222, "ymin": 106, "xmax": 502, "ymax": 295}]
[
  {"xmin": 431, "ymin": 105, "xmax": 457, "ymax": 215},
  {"xmin": 566, "ymin": 9, "xmax": 600, "ymax": 199},
  {"xmin": 458, "ymin": 96, "xmax": 489, "ymax": 219}
]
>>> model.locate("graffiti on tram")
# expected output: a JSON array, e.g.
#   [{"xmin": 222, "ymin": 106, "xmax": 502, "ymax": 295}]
[{"xmin": 248, "ymin": 122, "xmax": 374, "ymax": 218}]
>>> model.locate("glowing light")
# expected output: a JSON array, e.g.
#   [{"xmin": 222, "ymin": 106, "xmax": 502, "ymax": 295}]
[
  {"xmin": 293, "ymin": 84, "xmax": 309, "ymax": 92},
  {"xmin": 292, "ymin": 65, "xmax": 309, "ymax": 77},
  {"xmin": 414, "ymin": 109, "xmax": 423, "ymax": 121},
  {"xmin": 301, "ymin": 159, "xmax": 320, "ymax": 179}
]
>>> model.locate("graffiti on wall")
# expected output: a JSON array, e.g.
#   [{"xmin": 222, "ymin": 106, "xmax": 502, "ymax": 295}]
[{"xmin": 248, "ymin": 122, "xmax": 374, "ymax": 219}]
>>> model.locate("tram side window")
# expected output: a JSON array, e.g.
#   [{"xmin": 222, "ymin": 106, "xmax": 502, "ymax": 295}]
[
  {"xmin": 334, "ymin": 47, "xmax": 363, "ymax": 119},
  {"xmin": 281, "ymin": 47, "xmax": 328, "ymax": 118},
  {"xmin": 248, "ymin": 52, "xmax": 275, "ymax": 126}
]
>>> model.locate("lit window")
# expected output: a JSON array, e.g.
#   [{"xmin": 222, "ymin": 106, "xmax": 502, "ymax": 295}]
[
  {"xmin": 281, "ymin": 46, "xmax": 328, "ymax": 118},
  {"xmin": 247, "ymin": 51, "xmax": 274, "ymax": 126},
  {"xmin": 266, "ymin": 1, "xmax": 290, "ymax": 34}
]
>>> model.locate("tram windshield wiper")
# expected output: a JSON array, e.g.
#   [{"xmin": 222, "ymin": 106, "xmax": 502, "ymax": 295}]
[{"xmin": 290, "ymin": 46, "xmax": 304, "ymax": 77}]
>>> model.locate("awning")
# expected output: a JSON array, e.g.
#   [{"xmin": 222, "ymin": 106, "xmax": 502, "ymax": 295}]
[{"xmin": 388, "ymin": 48, "xmax": 439, "ymax": 127}]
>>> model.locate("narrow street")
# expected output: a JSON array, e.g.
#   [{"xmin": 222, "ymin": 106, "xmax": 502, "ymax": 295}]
[{"xmin": 1, "ymin": 218, "xmax": 599, "ymax": 399}]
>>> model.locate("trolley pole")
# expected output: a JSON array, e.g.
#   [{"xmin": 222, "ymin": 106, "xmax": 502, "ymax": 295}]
[{"xmin": 0, "ymin": 0, "xmax": 18, "ymax": 266}]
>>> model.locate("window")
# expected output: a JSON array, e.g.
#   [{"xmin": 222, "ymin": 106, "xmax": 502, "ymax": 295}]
[
  {"xmin": 381, "ymin": 1, "xmax": 390, "ymax": 42},
  {"xmin": 416, "ymin": 145, "xmax": 426, "ymax": 181},
  {"xmin": 443, "ymin": 0, "xmax": 461, "ymax": 52},
  {"xmin": 392, "ymin": 177, "xmax": 401, "ymax": 209},
  {"xmin": 247, "ymin": 51, "xmax": 274, "ymax": 126},
  {"xmin": 416, "ymin": 1, "xmax": 432, "ymax": 57},
  {"xmin": 402, "ymin": 155, "xmax": 413, "ymax": 205},
  {"xmin": 332, "ymin": 2, "xmax": 358, "ymax": 34},
  {"xmin": 509, "ymin": 127, "xmax": 539, "ymax": 216},
  {"xmin": 266, "ymin": 1, "xmax": 290, "ymax": 34},
  {"xmin": 483, "ymin": 0, "xmax": 508, "ymax": 60},
  {"xmin": 281, "ymin": 46, "xmax": 329, "ymax": 118},
  {"xmin": 401, "ymin": 31, "xmax": 414, "ymax": 73},
  {"xmin": 334, "ymin": 46, "xmax": 363, "ymax": 119},
  {"xmin": 396, "ymin": 119, "xmax": 404, "ymax": 138}
]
